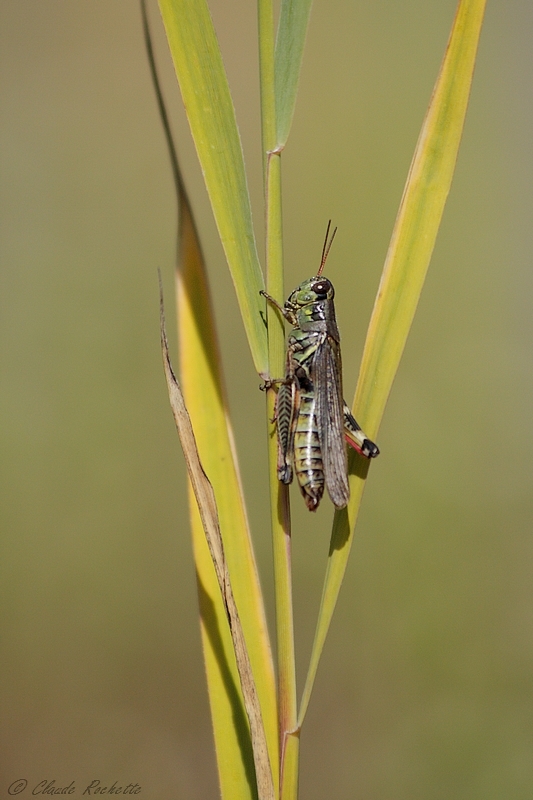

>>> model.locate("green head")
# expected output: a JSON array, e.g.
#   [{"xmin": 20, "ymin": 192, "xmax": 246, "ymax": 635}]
[
  {"xmin": 286, "ymin": 276, "xmax": 335, "ymax": 309},
  {"xmin": 287, "ymin": 220, "xmax": 338, "ymax": 308}
]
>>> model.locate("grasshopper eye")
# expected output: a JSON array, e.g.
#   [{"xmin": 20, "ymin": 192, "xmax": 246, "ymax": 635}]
[{"xmin": 312, "ymin": 279, "xmax": 332, "ymax": 297}]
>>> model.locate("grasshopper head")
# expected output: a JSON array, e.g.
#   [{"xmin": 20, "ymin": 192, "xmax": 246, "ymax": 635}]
[{"xmin": 286, "ymin": 276, "xmax": 335, "ymax": 309}]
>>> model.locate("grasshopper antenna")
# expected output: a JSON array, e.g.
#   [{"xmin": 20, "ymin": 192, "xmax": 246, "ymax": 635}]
[{"xmin": 317, "ymin": 220, "xmax": 338, "ymax": 276}]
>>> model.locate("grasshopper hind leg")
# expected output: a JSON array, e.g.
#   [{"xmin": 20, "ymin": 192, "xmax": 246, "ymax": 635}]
[
  {"xmin": 343, "ymin": 403, "xmax": 380, "ymax": 458},
  {"xmin": 275, "ymin": 379, "xmax": 296, "ymax": 484}
]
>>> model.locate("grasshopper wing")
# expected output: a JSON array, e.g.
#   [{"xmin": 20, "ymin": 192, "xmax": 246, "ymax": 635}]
[{"xmin": 315, "ymin": 335, "xmax": 349, "ymax": 508}]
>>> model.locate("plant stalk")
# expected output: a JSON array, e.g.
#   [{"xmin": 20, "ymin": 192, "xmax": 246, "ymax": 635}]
[{"xmin": 259, "ymin": 1, "xmax": 298, "ymax": 796}]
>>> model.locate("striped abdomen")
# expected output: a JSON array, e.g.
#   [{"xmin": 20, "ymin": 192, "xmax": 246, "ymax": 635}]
[{"xmin": 293, "ymin": 389, "xmax": 324, "ymax": 512}]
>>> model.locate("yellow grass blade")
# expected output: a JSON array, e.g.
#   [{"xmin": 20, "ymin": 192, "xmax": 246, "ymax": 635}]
[
  {"xmin": 356, "ymin": 0, "xmax": 487, "ymax": 432},
  {"xmin": 160, "ymin": 290, "xmax": 275, "ymax": 800},
  {"xmin": 145, "ymin": 4, "xmax": 278, "ymax": 793},
  {"xmin": 175, "ymin": 186, "xmax": 279, "ymax": 798},
  {"xmin": 158, "ymin": 0, "xmax": 268, "ymax": 376},
  {"xmin": 299, "ymin": 0, "xmax": 487, "ymax": 727}
]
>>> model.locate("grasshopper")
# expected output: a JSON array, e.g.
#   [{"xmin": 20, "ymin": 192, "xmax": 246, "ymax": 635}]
[{"xmin": 262, "ymin": 224, "xmax": 379, "ymax": 511}]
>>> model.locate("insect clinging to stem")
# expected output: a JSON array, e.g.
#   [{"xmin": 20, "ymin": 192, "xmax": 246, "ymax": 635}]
[{"xmin": 261, "ymin": 223, "xmax": 379, "ymax": 512}]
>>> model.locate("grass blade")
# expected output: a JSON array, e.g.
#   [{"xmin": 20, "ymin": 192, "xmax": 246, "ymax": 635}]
[
  {"xmin": 299, "ymin": 0, "xmax": 487, "ymax": 727},
  {"xmin": 158, "ymin": 0, "xmax": 268, "ymax": 375},
  {"xmin": 160, "ymin": 292, "xmax": 275, "ymax": 800},
  {"xmin": 142, "ymin": 3, "xmax": 279, "ymax": 793},
  {"xmin": 274, "ymin": 0, "xmax": 313, "ymax": 146},
  {"xmin": 355, "ymin": 0, "xmax": 487, "ymax": 431},
  {"xmin": 176, "ymin": 187, "xmax": 279, "ymax": 799}
]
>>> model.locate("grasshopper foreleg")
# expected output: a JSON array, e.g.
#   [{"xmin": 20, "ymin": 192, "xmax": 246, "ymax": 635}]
[{"xmin": 260, "ymin": 290, "xmax": 297, "ymax": 326}]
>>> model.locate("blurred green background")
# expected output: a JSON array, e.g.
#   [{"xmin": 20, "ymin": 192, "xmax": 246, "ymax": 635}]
[{"xmin": 2, "ymin": 1, "xmax": 532, "ymax": 798}]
